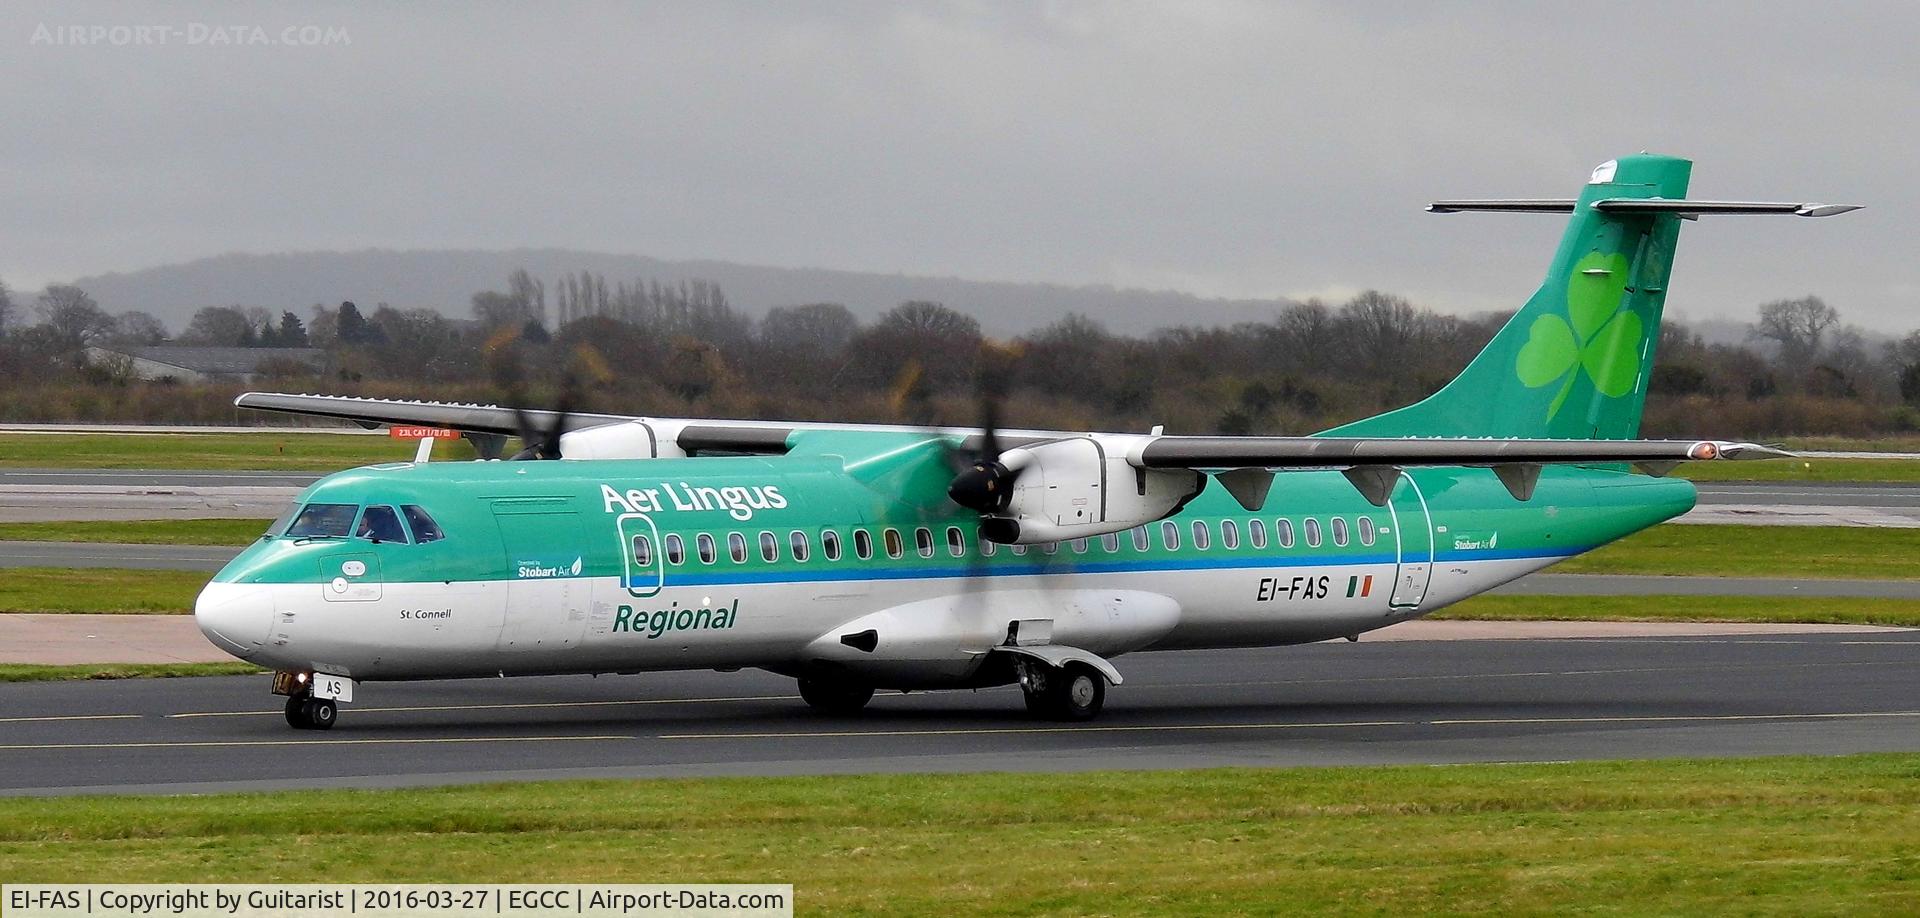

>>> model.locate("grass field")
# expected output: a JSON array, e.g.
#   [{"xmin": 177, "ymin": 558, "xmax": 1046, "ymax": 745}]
[
  {"xmin": 0, "ymin": 432, "xmax": 466, "ymax": 471},
  {"xmin": 0, "ymin": 662, "xmax": 261, "ymax": 682},
  {"xmin": 1555, "ymin": 523, "xmax": 1920, "ymax": 580},
  {"xmin": 0, "ymin": 756, "xmax": 1912, "ymax": 913},
  {"xmin": 0, "ymin": 519, "xmax": 270, "ymax": 545},
  {"xmin": 1678, "ymin": 457, "xmax": 1920, "ymax": 482},
  {"xmin": 0, "ymin": 568, "xmax": 209, "ymax": 614},
  {"xmin": 1437, "ymin": 594, "xmax": 1920, "ymax": 627}
]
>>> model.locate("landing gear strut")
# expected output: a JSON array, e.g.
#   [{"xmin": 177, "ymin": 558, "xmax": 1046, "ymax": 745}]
[
  {"xmin": 285, "ymin": 694, "xmax": 337, "ymax": 730},
  {"xmin": 1019, "ymin": 660, "xmax": 1105, "ymax": 721},
  {"xmin": 798, "ymin": 677, "xmax": 875, "ymax": 714}
]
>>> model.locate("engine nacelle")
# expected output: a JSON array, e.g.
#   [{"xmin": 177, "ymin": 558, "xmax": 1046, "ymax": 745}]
[
  {"xmin": 983, "ymin": 436, "xmax": 1203, "ymax": 544},
  {"xmin": 556, "ymin": 420, "xmax": 691, "ymax": 459}
]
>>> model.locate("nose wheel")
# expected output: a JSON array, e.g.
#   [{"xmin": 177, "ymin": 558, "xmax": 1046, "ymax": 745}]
[{"xmin": 285, "ymin": 695, "xmax": 337, "ymax": 730}]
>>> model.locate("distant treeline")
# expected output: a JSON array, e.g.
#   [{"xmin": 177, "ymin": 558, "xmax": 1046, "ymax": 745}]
[{"xmin": 0, "ymin": 270, "xmax": 1915, "ymax": 439}]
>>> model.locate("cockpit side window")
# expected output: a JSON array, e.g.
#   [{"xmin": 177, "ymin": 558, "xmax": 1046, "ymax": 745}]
[
  {"xmin": 285, "ymin": 503, "xmax": 358, "ymax": 538},
  {"xmin": 401, "ymin": 505, "xmax": 445, "ymax": 543},
  {"xmin": 356, "ymin": 505, "xmax": 409, "ymax": 543}
]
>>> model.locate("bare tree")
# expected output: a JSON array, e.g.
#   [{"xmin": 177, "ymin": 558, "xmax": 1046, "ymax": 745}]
[
  {"xmin": 180, "ymin": 306, "xmax": 257, "ymax": 346},
  {"xmin": 0, "ymin": 278, "xmax": 14, "ymax": 335},
  {"xmin": 35, "ymin": 285, "xmax": 114, "ymax": 352},
  {"xmin": 1751, "ymin": 296, "xmax": 1839, "ymax": 365},
  {"xmin": 109, "ymin": 311, "xmax": 170, "ymax": 346}
]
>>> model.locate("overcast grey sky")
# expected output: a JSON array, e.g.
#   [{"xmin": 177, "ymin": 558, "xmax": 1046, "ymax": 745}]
[{"xmin": 3, "ymin": 1, "xmax": 1915, "ymax": 328}]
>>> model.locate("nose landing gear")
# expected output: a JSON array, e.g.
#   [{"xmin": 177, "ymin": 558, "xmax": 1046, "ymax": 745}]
[
  {"xmin": 273, "ymin": 669, "xmax": 351, "ymax": 730},
  {"xmin": 285, "ymin": 695, "xmax": 337, "ymax": 730}
]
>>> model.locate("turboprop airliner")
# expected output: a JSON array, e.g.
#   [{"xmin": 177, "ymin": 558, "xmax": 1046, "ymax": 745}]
[{"xmin": 197, "ymin": 154, "xmax": 1856, "ymax": 730}]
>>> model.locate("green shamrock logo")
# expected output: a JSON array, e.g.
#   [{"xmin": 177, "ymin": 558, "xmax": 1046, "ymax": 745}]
[{"xmin": 1514, "ymin": 251, "xmax": 1642, "ymax": 420}]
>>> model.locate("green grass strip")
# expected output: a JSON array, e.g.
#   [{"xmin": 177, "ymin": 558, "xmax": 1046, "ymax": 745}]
[
  {"xmin": 1679, "ymin": 457, "xmax": 1920, "ymax": 482},
  {"xmin": 0, "ymin": 568, "xmax": 207, "ymax": 614},
  {"xmin": 0, "ymin": 663, "xmax": 262, "ymax": 683},
  {"xmin": 0, "ymin": 433, "xmax": 468, "ymax": 471},
  {"xmin": 0, "ymin": 519, "xmax": 271, "ymax": 546},
  {"xmin": 1439, "ymin": 594, "xmax": 1920, "ymax": 628},
  {"xmin": 0, "ymin": 756, "xmax": 1914, "ymax": 913},
  {"xmin": 1561, "ymin": 524, "xmax": 1920, "ymax": 580}
]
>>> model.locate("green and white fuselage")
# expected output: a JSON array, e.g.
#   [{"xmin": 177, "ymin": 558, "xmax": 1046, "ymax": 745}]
[{"xmin": 198, "ymin": 449, "xmax": 1691, "ymax": 684}]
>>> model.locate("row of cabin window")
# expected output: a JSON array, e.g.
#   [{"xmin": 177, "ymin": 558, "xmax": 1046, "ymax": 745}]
[{"xmin": 632, "ymin": 515, "xmax": 1378, "ymax": 567}]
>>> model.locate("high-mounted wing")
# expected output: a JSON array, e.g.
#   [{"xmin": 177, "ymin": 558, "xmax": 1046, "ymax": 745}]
[{"xmin": 1130, "ymin": 436, "xmax": 1787, "ymax": 506}]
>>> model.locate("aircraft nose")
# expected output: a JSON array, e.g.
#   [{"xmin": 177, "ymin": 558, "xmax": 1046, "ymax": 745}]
[{"xmin": 194, "ymin": 582, "xmax": 273, "ymax": 659}]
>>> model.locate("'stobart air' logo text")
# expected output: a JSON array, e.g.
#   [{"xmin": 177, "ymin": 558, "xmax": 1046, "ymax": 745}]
[
  {"xmin": 600, "ymin": 482, "xmax": 788, "ymax": 521},
  {"xmin": 517, "ymin": 556, "xmax": 583, "ymax": 579},
  {"xmin": 1514, "ymin": 251, "xmax": 1645, "ymax": 420}
]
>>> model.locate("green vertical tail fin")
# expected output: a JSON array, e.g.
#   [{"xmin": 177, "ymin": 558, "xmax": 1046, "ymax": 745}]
[{"xmin": 1325, "ymin": 154, "xmax": 1692, "ymax": 440}]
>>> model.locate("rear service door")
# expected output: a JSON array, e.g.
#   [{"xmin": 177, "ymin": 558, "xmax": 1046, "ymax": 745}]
[{"xmin": 493, "ymin": 500, "xmax": 590, "ymax": 652}]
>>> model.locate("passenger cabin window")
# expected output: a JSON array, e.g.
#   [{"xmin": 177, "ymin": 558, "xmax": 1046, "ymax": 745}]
[
  {"xmin": 1222, "ymin": 519, "xmax": 1241, "ymax": 550},
  {"xmin": 1161, "ymin": 520, "xmax": 1181, "ymax": 551},
  {"xmin": 822, "ymin": 529, "xmax": 843, "ymax": 561},
  {"xmin": 760, "ymin": 531, "xmax": 779, "ymax": 563},
  {"xmin": 1101, "ymin": 532, "xmax": 1119, "ymax": 552},
  {"xmin": 1332, "ymin": 517, "xmax": 1350, "ymax": 547},
  {"xmin": 1277, "ymin": 518, "xmax": 1296, "ymax": 548},
  {"xmin": 789, "ymin": 530, "xmax": 811, "ymax": 562},
  {"xmin": 1132, "ymin": 526, "xmax": 1150, "ymax": 552},
  {"xmin": 1042, "ymin": 541, "xmax": 1059, "ymax": 555},
  {"xmin": 884, "ymin": 528, "xmax": 904, "ymax": 559},
  {"xmin": 1071, "ymin": 538, "xmax": 1087, "ymax": 553},
  {"xmin": 665, "ymin": 534, "xmax": 685, "ymax": 565},
  {"xmin": 401, "ymin": 505, "xmax": 444, "ymax": 543},
  {"xmin": 1359, "ymin": 516, "xmax": 1377, "ymax": 546},
  {"xmin": 981, "ymin": 533, "xmax": 997, "ymax": 557},
  {"xmin": 947, "ymin": 527, "xmax": 966, "ymax": 557},
  {"xmin": 1304, "ymin": 518, "xmax": 1323, "ymax": 548},
  {"xmin": 696, "ymin": 533, "xmax": 717, "ymax": 564},
  {"xmin": 854, "ymin": 529, "xmax": 873, "ymax": 560},
  {"xmin": 631, "ymin": 534, "xmax": 652, "ymax": 566},
  {"xmin": 357, "ymin": 505, "xmax": 408, "ymax": 543},
  {"xmin": 1191, "ymin": 520, "xmax": 1211, "ymax": 550},
  {"xmin": 286, "ymin": 503, "xmax": 357, "ymax": 539},
  {"xmin": 1249, "ymin": 518, "xmax": 1268, "ymax": 549},
  {"xmin": 728, "ymin": 532, "xmax": 748, "ymax": 563},
  {"xmin": 915, "ymin": 527, "xmax": 935, "ymax": 558}
]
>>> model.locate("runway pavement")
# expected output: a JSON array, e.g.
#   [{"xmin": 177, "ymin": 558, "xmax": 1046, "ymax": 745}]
[{"xmin": 0, "ymin": 630, "xmax": 1914, "ymax": 796}]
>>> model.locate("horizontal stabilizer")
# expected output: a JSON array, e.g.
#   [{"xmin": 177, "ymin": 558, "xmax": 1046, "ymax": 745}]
[{"xmin": 1430, "ymin": 198, "xmax": 1859, "ymax": 218}]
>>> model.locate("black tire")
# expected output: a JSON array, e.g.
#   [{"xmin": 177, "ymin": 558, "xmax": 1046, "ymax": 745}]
[
  {"xmin": 309, "ymin": 698, "xmax": 338, "ymax": 730},
  {"xmin": 798, "ymin": 677, "xmax": 875, "ymax": 714},
  {"xmin": 1042, "ymin": 663, "xmax": 1105, "ymax": 721},
  {"xmin": 284, "ymin": 695, "xmax": 310, "ymax": 729}
]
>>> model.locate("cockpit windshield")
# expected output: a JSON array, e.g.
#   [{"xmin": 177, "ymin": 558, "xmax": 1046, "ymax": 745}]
[
  {"xmin": 356, "ymin": 505, "xmax": 409, "ymax": 543},
  {"xmin": 284, "ymin": 503, "xmax": 358, "ymax": 539},
  {"xmin": 402, "ymin": 505, "xmax": 445, "ymax": 542}
]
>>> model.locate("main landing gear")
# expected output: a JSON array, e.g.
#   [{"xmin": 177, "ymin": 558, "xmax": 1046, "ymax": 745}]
[
  {"xmin": 798, "ymin": 676, "xmax": 875, "ymax": 714},
  {"xmin": 1018, "ymin": 660, "xmax": 1105, "ymax": 721}
]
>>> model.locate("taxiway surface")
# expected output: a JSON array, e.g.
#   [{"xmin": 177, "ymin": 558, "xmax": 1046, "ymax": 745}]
[{"xmin": 2, "ymin": 631, "xmax": 1915, "ymax": 796}]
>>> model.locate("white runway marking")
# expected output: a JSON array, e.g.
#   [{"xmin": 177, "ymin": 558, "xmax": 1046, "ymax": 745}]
[
  {"xmin": 168, "ymin": 694, "xmax": 799, "ymax": 718},
  {"xmin": 661, "ymin": 710, "xmax": 1920, "ymax": 740},
  {"xmin": 0, "ymin": 714, "xmax": 142, "ymax": 724},
  {"xmin": 0, "ymin": 735, "xmax": 634, "ymax": 751}
]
